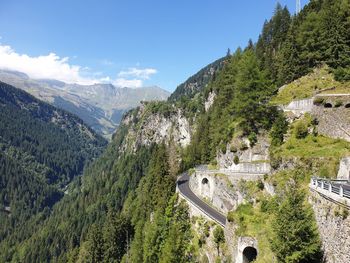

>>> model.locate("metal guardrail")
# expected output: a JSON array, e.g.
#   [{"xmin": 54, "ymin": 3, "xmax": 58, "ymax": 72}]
[{"xmin": 310, "ymin": 177, "xmax": 350, "ymax": 200}]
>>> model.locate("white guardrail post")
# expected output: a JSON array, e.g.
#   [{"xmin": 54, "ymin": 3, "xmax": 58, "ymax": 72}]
[{"xmin": 340, "ymin": 185, "xmax": 344, "ymax": 197}]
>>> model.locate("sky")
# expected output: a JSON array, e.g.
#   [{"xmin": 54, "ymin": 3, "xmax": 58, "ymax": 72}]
[{"xmin": 0, "ymin": 0, "xmax": 308, "ymax": 92}]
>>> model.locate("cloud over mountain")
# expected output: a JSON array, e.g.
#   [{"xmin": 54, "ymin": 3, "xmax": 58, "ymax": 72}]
[{"xmin": 0, "ymin": 44, "xmax": 157, "ymax": 88}]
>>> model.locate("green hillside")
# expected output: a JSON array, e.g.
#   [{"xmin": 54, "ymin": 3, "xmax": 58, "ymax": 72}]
[{"xmin": 0, "ymin": 81, "xmax": 107, "ymax": 261}]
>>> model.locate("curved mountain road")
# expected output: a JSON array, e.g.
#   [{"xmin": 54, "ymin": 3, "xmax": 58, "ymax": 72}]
[{"xmin": 177, "ymin": 172, "xmax": 226, "ymax": 227}]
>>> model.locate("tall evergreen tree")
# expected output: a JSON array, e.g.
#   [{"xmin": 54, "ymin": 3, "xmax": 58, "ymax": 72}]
[
  {"xmin": 86, "ymin": 225, "xmax": 104, "ymax": 263},
  {"xmin": 271, "ymin": 179, "xmax": 322, "ymax": 263}
]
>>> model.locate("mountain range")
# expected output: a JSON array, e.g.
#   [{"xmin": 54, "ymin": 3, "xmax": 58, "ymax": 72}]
[{"xmin": 0, "ymin": 69, "xmax": 170, "ymax": 138}]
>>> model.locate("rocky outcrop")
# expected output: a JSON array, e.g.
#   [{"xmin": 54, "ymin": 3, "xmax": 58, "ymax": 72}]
[
  {"xmin": 217, "ymin": 135, "xmax": 271, "ymax": 174},
  {"xmin": 189, "ymin": 171, "xmax": 243, "ymax": 214},
  {"xmin": 189, "ymin": 169, "xmax": 264, "ymax": 214},
  {"xmin": 121, "ymin": 104, "xmax": 191, "ymax": 152},
  {"xmin": 205, "ymin": 91, "xmax": 216, "ymax": 112}
]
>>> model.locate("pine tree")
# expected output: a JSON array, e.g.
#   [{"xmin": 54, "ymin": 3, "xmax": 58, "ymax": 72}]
[
  {"xmin": 270, "ymin": 114, "xmax": 289, "ymax": 146},
  {"xmin": 86, "ymin": 224, "xmax": 104, "ymax": 263},
  {"xmin": 213, "ymin": 226, "xmax": 225, "ymax": 254},
  {"xmin": 271, "ymin": 178, "xmax": 322, "ymax": 263},
  {"xmin": 103, "ymin": 213, "xmax": 132, "ymax": 262}
]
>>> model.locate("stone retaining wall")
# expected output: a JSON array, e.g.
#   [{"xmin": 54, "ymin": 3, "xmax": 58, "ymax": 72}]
[{"xmin": 309, "ymin": 190, "xmax": 350, "ymax": 263}]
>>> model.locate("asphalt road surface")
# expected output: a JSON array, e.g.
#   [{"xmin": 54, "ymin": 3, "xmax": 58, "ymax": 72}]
[{"xmin": 177, "ymin": 172, "xmax": 226, "ymax": 226}]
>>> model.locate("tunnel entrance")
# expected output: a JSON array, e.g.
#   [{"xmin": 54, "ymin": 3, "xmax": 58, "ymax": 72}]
[
  {"xmin": 242, "ymin": 246, "xmax": 257, "ymax": 263},
  {"xmin": 324, "ymin": 103, "xmax": 333, "ymax": 108},
  {"xmin": 201, "ymin": 177, "xmax": 210, "ymax": 198},
  {"xmin": 202, "ymin": 178, "xmax": 209, "ymax": 184}
]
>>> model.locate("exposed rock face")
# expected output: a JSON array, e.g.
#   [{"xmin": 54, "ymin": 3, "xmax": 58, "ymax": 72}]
[
  {"xmin": 309, "ymin": 190, "xmax": 350, "ymax": 263},
  {"xmin": 205, "ymin": 91, "xmax": 216, "ymax": 112},
  {"xmin": 122, "ymin": 105, "xmax": 191, "ymax": 152},
  {"xmin": 189, "ymin": 171, "xmax": 242, "ymax": 214},
  {"xmin": 338, "ymin": 157, "xmax": 350, "ymax": 181},
  {"xmin": 189, "ymin": 169, "xmax": 263, "ymax": 214},
  {"xmin": 217, "ymin": 135, "xmax": 271, "ymax": 174}
]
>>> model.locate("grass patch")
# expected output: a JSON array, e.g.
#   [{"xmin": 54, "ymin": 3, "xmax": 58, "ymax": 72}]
[
  {"xmin": 274, "ymin": 114, "xmax": 350, "ymax": 160},
  {"xmin": 279, "ymin": 135, "xmax": 350, "ymax": 159},
  {"xmin": 208, "ymin": 163, "xmax": 219, "ymax": 170},
  {"xmin": 319, "ymin": 86, "xmax": 350, "ymax": 94},
  {"xmin": 229, "ymin": 202, "xmax": 275, "ymax": 263},
  {"xmin": 271, "ymin": 65, "xmax": 350, "ymax": 105}
]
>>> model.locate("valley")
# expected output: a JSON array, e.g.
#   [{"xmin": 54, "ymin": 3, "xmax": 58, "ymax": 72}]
[
  {"xmin": 0, "ymin": 0, "xmax": 350, "ymax": 262},
  {"xmin": 0, "ymin": 69, "xmax": 170, "ymax": 139}
]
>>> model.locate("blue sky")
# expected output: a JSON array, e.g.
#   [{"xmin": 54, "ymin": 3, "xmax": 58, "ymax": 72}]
[{"xmin": 0, "ymin": 0, "xmax": 307, "ymax": 92}]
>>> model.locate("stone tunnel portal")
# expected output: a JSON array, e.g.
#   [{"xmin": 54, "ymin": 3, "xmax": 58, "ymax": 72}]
[
  {"xmin": 201, "ymin": 177, "xmax": 210, "ymax": 198},
  {"xmin": 242, "ymin": 246, "xmax": 257, "ymax": 263}
]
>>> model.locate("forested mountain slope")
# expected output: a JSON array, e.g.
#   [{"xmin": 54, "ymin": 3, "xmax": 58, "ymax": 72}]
[
  {"xmin": 0, "ymin": 81, "xmax": 107, "ymax": 260},
  {"xmin": 1, "ymin": 0, "xmax": 350, "ymax": 262},
  {"xmin": 169, "ymin": 56, "xmax": 227, "ymax": 101}
]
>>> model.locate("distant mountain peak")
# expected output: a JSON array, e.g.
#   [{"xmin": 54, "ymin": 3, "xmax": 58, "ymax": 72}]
[{"xmin": 0, "ymin": 69, "xmax": 170, "ymax": 139}]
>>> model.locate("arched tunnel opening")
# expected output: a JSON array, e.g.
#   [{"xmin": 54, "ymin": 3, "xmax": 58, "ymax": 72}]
[
  {"xmin": 324, "ymin": 103, "xmax": 333, "ymax": 108},
  {"xmin": 345, "ymin": 103, "xmax": 350, "ymax": 108},
  {"xmin": 242, "ymin": 246, "xmax": 257, "ymax": 263},
  {"xmin": 202, "ymin": 178, "xmax": 209, "ymax": 185}
]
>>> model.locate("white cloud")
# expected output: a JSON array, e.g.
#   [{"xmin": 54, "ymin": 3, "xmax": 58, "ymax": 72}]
[
  {"xmin": 0, "ymin": 44, "xmax": 102, "ymax": 85},
  {"xmin": 0, "ymin": 44, "xmax": 158, "ymax": 88},
  {"xmin": 118, "ymin": 67, "xmax": 157, "ymax": 80},
  {"xmin": 113, "ymin": 78, "xmax": 143, "ymax": 88}
]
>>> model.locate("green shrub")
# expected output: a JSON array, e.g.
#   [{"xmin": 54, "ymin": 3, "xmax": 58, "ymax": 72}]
[
  {"xmin": 220, "ymin": 143, "xmax": 227, "ymax": 154},
  {"xmin": 203, "ymin": 223, "xmax": 210, "ymax": 237},
  {"xmin": 311, "ymin": 117, "xmax": 319, "ymax": 126},
  {"xmin": 260, "ymin": 199, "xmax": 269, "ymax": 212},
  {"xmin": 213, "ymin": 226, "xmax": 225, "ymax": 246},
  {"xmin": 334, "ymin": 67, "xmax": 350, "ymax": 82},
  {"xmin": 239, "ymin": 142, "xmax": 248, "ymax": 151},
  {"xmin": 227, "ymin": 211, "xmax": 235, "ymax": 222},
  {"xmin": 342, "ymin": 208, "xmax": 349, "ymax": 220},
  {"xmin": 270, "ymin": 114, "xmax": 288, "ymax": 146},
  {"xmin": 257, "ymin": 180, "xmax": 264, "ymax": 190},
  {"xmin": 234, "ymin": 155, "xmax": 239, "ymax": 165},
  {"xmin": 334, "ymin": 209, "xmax": 340, "ymax": 217},
  {"xmin": 294, "ymin": 122, "xmax": 308, "ymax": 139},
  {"xmin": 230, "ymin": 145, "xmax": 238, "ymax": 153},
  {"xmin": 313, "ymin": 97, "xmax": 325, "ymax": 105},
  {"xmin": 248, "ymin": 132, "xmax": 257, "ymax": 147},
  {"xmin": 335, "ymin": 101, "xmax": 343, "ymax": 108}
]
